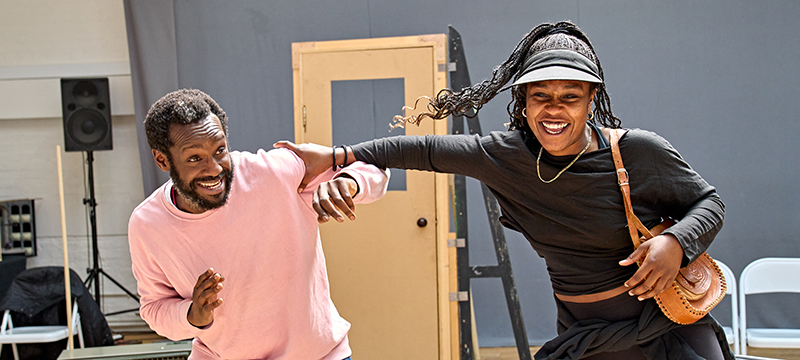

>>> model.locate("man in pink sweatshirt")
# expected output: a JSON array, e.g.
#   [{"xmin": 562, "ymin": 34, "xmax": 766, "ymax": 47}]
[{"xmin": 128, "ymin": 89, "xmax": 388, "ymax": 359}]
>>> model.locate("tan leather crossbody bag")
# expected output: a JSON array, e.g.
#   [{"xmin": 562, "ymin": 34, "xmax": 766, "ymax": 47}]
[{"xmin": 610, "ymin": 129, "xmax": 726, "ymax": 324}]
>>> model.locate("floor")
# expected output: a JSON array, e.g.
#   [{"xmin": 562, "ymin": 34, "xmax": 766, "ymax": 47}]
[
  {"xmin": 478, "ymin": 346, "xmax": 800, "ymax": 360},
  {"xmin": 477, "ymin": 347, "xmax": 540, "ymax": 359},
  {"xmin": 113, "ymin": 331, "xmax": 170, "ymax": 345},
  {"xmin": 114, "ymin": 331, "xmax": 800, "ymax": 359}
]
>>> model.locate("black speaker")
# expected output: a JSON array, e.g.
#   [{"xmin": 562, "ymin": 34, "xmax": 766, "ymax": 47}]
[{"xmin": 60, "ymin": 78, "xmax": 113, "ymax": 152}]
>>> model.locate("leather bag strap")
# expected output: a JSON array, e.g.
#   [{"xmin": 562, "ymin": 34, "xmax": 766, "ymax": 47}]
[{"xmin": 610, "ymin": 129, "xmax": 653, "ymax": 249}]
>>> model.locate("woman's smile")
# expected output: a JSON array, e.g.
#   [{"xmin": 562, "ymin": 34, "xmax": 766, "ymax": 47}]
[{"xmin": 541, "ymin": 121, "xmax": 569, "ymax": 135}]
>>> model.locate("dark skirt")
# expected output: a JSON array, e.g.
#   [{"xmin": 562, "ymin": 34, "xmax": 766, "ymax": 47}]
[{"xmin": 533, "ymin": 292, "xmax": 732, "ymax": 360}]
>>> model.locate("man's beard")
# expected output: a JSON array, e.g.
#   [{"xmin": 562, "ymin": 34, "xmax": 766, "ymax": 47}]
[{"xmin": 169, "ymin": 161, "xmax": 235, "ymax": 212}]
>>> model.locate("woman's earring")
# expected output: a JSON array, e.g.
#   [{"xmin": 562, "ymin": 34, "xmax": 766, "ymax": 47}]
[
  {"xmin": 522, "ymin": 108, "xmax": 527, "ymax": 118},
  {"xmin": 587, "ymin": 111, "xmax": 594, "ymax": 121}
]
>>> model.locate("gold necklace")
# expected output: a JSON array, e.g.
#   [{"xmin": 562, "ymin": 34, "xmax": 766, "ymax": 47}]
[{"xmin": 536, "ymin": 129, "xmax": 593, "ymax": 184}]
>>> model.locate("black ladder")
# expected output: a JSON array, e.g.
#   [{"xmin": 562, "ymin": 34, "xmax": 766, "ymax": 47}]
[{"xmin": 448, "ymin": 25, "xmax": 532, "ymax": 360}]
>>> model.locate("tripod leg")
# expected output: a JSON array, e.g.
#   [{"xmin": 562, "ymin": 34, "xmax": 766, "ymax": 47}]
[
  {"xmin": 99, "ymin": 269, "xmax": 140, "ymax": 301},
  {"xmin": 83, "ymin": 269, "xmax": 101, "ymax": 307}
]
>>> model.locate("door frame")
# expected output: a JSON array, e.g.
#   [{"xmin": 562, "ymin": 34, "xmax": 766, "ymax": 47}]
[{"xmin": 292, "ymin": 34, "xmax": 456, "ymax": 359}]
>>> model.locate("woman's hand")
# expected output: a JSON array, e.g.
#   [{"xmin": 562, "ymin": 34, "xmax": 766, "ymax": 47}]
[
  {"xmin": 619, "ymin": 234, "xmax": 684, "ymax": 300},
  {"xmin": 273, "ymin": 141, "xmax": 332, "ymax": 193}
]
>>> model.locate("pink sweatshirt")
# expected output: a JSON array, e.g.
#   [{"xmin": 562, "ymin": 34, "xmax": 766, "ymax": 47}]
[{"xmin": 128, "ymin": 148, "xmax": 388, "ymax": 360}]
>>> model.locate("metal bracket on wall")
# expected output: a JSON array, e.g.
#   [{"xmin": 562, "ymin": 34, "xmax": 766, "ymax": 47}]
[
  {"xmin": 450, "ymin": 291, "xmax": 469, "ymax": 302},
  {"xmin": 439, "ymin": 62, "xmax": 457, "ymax": 72},
  {"xmin": 448, "ymin": 26, "xmax": 532, "ymax": 360},
  {"xmin": 448, "ymin": 238, "xmax": 466, "ymax": 248}
]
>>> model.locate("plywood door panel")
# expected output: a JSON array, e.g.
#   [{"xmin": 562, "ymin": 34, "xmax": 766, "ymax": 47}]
[{"xmin": 293, "ymin": 35, "xmax": 452, "ymax": 360}]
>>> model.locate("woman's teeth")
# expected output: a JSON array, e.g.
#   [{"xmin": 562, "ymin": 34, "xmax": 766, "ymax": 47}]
[{"xmin": 543, "ymin": 122, "xmax": 568, "ymax": 134}]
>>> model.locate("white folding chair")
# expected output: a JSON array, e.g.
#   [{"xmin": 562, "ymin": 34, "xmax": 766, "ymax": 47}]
[
  {"xmin": 0, "ymin": 301, "xmax": 84, "ymax": 360},
  {"xmin": 738, "ymin": 257, "xmax": 800, "ymax": 355},
  {"xmin": 715, "ymin": 260, "xmax": 740, "ymax": 354}
]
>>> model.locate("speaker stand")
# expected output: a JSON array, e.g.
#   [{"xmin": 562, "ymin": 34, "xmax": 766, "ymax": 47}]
[{"xmin": 82, "ymin": 151, "xmax": 140, "ymax": 316}]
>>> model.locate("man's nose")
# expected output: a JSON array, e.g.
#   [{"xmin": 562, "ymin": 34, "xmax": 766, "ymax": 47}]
[{"xmin": 205, "ymin": 157, "xmax": 224, "ymax": 175}]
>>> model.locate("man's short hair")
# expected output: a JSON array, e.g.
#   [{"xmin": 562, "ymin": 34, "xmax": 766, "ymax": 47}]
[{"xmin": 144, "ymin": 89, "xmax": 229, "ymax": 156}]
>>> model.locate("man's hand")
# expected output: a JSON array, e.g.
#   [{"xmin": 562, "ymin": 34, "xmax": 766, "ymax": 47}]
[
  {"xmin": 313, "ymin": 177, "xmax": 359, "ymax": 223},
  {"xmin": 273, "ymin": 141, "xmax": 333, "ymax": 193},
  {"xmin": 619, "ymin": 234, "xmax": 684, "ymax": 300},
  {"xmin": 188, "ymin": 268, "xmax": 225, "ymax": 328}
]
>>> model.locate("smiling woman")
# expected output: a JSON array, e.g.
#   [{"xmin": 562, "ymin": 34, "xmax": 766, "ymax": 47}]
[{"xmin": 278, "ymin": 20, "xmax": 732, "ymax": 360}]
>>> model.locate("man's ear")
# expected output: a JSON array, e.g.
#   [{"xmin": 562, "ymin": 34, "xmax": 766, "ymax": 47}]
[{"xmin": 152, "ymin": 149, "xmax": 171, "ymax": 172}]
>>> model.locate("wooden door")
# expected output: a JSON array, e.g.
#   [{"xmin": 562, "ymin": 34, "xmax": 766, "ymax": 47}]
[{"xmin": 292, "ymin": 35, "xmax": 453, "ymax": 360}]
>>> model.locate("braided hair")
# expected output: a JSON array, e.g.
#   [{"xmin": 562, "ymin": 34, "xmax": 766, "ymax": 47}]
[
  {"xmin": 400, "ymin": 21, "xmax": 620, "ymax": 131},
  {"xmin": 144, "ymin": 89, "xmax": 229, "ymax": 157}
]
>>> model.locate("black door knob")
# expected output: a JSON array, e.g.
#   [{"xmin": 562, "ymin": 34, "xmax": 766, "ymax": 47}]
[{"xmin": 417, "ymin": 218, "xmax": 428, "ymax": 227}]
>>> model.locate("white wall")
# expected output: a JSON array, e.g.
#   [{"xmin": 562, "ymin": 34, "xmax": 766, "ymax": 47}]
[{"xmin": 0, "ymin": 0, "xmax": 146, "ymax": 330}]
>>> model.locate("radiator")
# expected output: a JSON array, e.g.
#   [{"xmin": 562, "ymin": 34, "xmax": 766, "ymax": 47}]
[{"xmin": 57, "ymin": 341, "xmax": 192, "ymax": 360}]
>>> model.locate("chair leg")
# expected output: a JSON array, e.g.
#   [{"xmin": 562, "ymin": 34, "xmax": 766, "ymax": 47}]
[
  {"xmin": 77, "ymin": 321, "xmax": 85, "ymax": 348},
  {"xmin": 11, "ymin": 343, "xmax": 19, "ymax": 360},
  {"xmin": 69, "ymin": 300, "xmax": 85, "ymax": 349}
]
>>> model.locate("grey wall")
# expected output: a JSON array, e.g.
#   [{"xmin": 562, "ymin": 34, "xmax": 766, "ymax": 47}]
[{"xmin": 125, "ymin": 0, "xmax": 800, "ymax": 347}]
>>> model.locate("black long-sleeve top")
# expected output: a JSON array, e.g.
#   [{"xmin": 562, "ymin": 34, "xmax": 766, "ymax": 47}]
[{"xmin": 351, "ymin": 128, "xmax": 724, "ymax": 297}]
